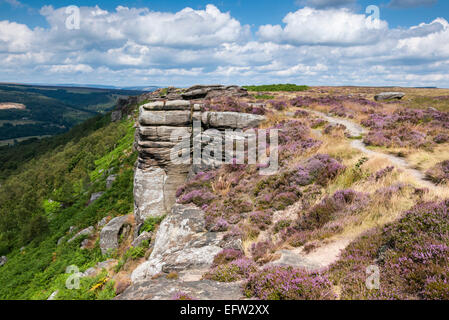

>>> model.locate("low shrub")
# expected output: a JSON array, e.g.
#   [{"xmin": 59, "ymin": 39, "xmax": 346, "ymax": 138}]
[
  {"xmin": 244, "ymin": 266, "xmax": 335, "ymax": 300},
  {"xmin": 425, "ymin": 161, "xmax": 449, "ymax": 184}
]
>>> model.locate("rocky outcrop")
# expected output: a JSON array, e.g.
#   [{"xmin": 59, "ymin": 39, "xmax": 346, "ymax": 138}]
[
  {"xmin": 181, "ymin": 85, "xmax": 249, "ymax": 100},
  {"xmin": 106, "ymin": 175, "xmax": 117, "ymax": 189},
  {"xmin": 132, "ymin": 231, "xmax": 153, "ymax": 248},
  {"xmin": 97, "ymin": 216, "xmax": 109, "ymax": 228},
  {"xmin": 374, "ymin": 92, "xmax": 405, "ymax": 101},
  {"xmin": 131, "ymin": 205, "xmax": 225, "ymax": 283},
  {"xmin": 100, "ymin": 215, "xmax": 132, "ymax": 255},
  {"xmin": 128, "ymin": 86, "xmax": 265, "ymax": 300},
  {"xmin": 88, "ymin": 192, "xmax": 104, "ymax": 205},
  {"xmin": 116, "ymin": 278, "xmax": 243, "ymax": 300},
  {"xmin": 139, "ymin": 85, "xmax": 249, "ymax": 102},
  {"xmin": 134, "ymin": 97, "xmax": 265, "ymax": 223},
  {"xmin": 111, "ymin": 96, "xmax": 139, "ymax": 122},
  {"xmin": 67, "ymin": 226, "xmax": 94, "ymax": 243}
]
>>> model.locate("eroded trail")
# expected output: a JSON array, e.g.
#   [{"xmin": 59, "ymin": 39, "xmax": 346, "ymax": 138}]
[
  {"xmin": 302, "ymin": 108, "xmax": 439, "ymax": 190},
  {"xmin": 269, "ymin": 108, "xmax": 444, "ymax": 272}
]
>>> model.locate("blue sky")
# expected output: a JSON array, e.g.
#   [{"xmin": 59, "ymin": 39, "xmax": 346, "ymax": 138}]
[{"xmin": 1, "ymin": 0, "xmax": 449, "ymax": 87}]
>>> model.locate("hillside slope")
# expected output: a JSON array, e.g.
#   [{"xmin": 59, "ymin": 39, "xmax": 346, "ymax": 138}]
[
  {"xmin": 0, "ymin": 108, "xmax": 138, "ymax": 299},
  {"xmin": 0, "ymin": 85, "xmax": 448, "ymax": 300}
]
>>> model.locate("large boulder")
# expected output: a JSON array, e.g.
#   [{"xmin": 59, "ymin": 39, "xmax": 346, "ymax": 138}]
[
  {"xmin": 0, "ymin": 256, "xmax": 7, "ymax": 267},
  {"xmin": 374, "ymin": 92, "xmax": 405, "ymax": 101},
  {"xmin": 182, "ymin": 85, "xmax": 249, "ymax": 100},
  {"xmin": 132, "ymin": 231, "xmax": 153, "ymax": 248},
  {"xmin": 202, "ymin": 111, "xmax": 266, "ymax": 129},
  {"xmin": 100, "ymin": 215, "xmax": 132, "ymax": 254},
  {"xmin": 131, "ymin": 205, "xmax": 224, "ymax": 283},
  {"xmin": 88, "ymin": 192, "xmax": 104, "ymax": 205},
  {"xmin": 138, "ymin": 85, "xmax": 248, "ymax": 102}
]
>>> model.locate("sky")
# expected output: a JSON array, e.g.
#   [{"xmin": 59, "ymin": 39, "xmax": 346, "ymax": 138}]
[{"xmin": 1, "ymin": 0, "xmax": 449, "ymax": 87}]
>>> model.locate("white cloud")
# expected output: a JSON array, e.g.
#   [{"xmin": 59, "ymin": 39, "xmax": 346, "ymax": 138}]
[
  {"xmin": 39, "ymin": 4, "xmax": 250, "ymax": 49},
  {"xmin": 258, "ymin": 7, "xmax": 388, "ymax": 46},
  {"xmin": 0, "ymin": 20, "xmax": 33, "ymax": 52},
  {"xmin": 0, "ymin": 4, "xmax": 449, "ymax": 88}
]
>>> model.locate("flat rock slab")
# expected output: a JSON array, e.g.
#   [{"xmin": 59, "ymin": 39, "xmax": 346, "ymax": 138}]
[
  {"xmin": 68, "ymin": 226, "xmax": 94, "ymax": 243},
  {"xmin": 374, "ymin": 92, "xmax": 405, "ymax": 101},
  {"xmin": 202, "ymin": 111, "xmax": 266, "ymax": 129},
  {"xmin": 270, "ymin": 238, "xmax": 353, "ymax": 272},
  {"xmin": 115, "ymin": 278, "xmax": 244, "ymax": 300},
  {"xmin": 133, "ymin": 167, "xmax": 168, "ymax": 221}
]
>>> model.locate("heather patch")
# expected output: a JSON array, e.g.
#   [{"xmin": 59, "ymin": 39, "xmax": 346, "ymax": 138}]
[
  {"xmin": 364, "ymin": 127, "xmax": 429, "ymax": 149},
  {"xmin": 301, "ymin": 189, "xmax": 369, "ymax": 229},
  {"xmin": 178, "ymin": 189, "xmax": 216, "ymax": 207},
  {"xmin": 269, "ymin": 99, "xmax": 288, "ymax": 111},
  {"xmin": 330, "ymin": 200, "xmax": 449, "ymax": 300},
  {"xmin": 361, "ymin": 108, "xmax": 449, "ymax": 149},
  {"xmin": 290, "ymin": 95, "xmax": 379, "ymax": 111},
  {"xmin": 212, "ymin": 249, "xmax": 244, "ymax": 267},
  {"xmin": 433, "ymin": 134, "xmax": 449, "ymax": 144},
  {"xmin": 252, "ymin": 154, "xmax": 344, "ymax": 211},
  {"xmin": 251, "ymin": 240, "xmax": 276, "ymax": 263},
  {"xmin": 323, "ymin": 123, "xmax": 347, "ymax": 136},
  {"xmin": 425, "ymin": 161, "xmax": 449, "ymax": 184},
  {"xmin": 371, "ymin": 166, "xmax": 395, "ymax": 182},
  {"xmin": 293, "ymin": 110, "xmax": 309, "ymax": 118},
  {"xmin": 244, "ymin": 266, "xmax": 335, "ymax": 300},
  {"xmin": 272, "ymin": 120, "xmax": 321, "ymax": 162},
  {"xmin": 204, "ymin": 258, "xmax": 258, "ymax": 283}
]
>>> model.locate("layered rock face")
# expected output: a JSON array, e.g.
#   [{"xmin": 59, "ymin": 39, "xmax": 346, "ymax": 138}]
[
  {"xmin": 134, "ymin": 95, "xmax": 265, "ymax": 225},
  {"xmin": 125, "ymin": 86, "xmax": 267, "ymax": 299},
  {"xmin": 140, "ymin": 84, "xmax": 249, "ymax": 102}
]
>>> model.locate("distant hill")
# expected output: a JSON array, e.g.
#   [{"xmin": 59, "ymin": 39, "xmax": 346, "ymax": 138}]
[
  {"xmin": 53, "ymin": 84, "xmax": 160, "ymax": 91},
  {"xmin": 0, "ymin": 83, "xmax": 149, "ymax": 143}
]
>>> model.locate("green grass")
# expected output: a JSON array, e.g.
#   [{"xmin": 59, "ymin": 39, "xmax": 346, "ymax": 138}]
[
  {"xmin": 244, "ymin": 84, "xmax": 309, "ymax": 92},
  {"xmin": 140, "ymin": 216, "xmax": 165, "ymax": 234},
  {"xmin": 0, "ymin": 114, "xmax": 137, "ymax": 300},
  {"xmin": 252, "ymin": 94, "xmax": 275, "ymax": 100}
]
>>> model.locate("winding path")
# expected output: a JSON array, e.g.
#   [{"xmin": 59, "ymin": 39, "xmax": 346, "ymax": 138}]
[
  {"xmin": 269, "ymin": 108, "xmax": 444, "ymax": 272},
  {"xmin": 303, "ymin": 108, "xmax": 438, "ymax": 190}
]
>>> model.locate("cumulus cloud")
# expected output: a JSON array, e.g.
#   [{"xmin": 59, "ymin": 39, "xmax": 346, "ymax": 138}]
[
  {"xmin": 258, "ymin": 7, "xmax": 388, "ymax": 46},
  {"xmin": 0, "ymin": 20, "xmax": 33, "ymax": 52},
  {"xmin": 0, "ymin": 4, "xmax": 449, "ymax": 88},
  {"xmin": 39, "ymin": 4, "xmax": 250, "ymax": 50}
]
